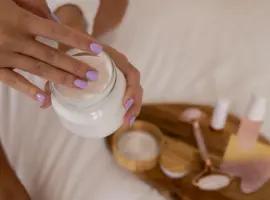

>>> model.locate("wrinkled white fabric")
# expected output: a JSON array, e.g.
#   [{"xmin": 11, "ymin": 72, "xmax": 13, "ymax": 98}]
[{"xmin": 1, "ymin": 0, "xmax": 270, "ymax": 200}]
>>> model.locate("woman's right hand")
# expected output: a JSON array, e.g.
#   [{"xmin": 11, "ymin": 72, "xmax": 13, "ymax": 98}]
[{"xmin": 0, "ymin": 0, "xmax": 103, "ymax": 107}]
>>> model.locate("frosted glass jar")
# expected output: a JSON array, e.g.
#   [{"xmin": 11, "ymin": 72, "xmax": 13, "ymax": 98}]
[{"xmin": 50, "ymin": 49, "xmax": 126, "ymax": 138}]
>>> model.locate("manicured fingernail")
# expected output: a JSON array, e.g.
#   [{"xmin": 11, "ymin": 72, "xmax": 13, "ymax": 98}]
[
  {"xmin": 86, "ymin": 71, "xmax": 98, "ymax": 81},
  {"xmin": 129, "ymin": 116, "xmax": 136, "ymax": 126},
  {"xmin": 90, "ymin": 43, "xmax": 103, "ymax": 54},
  {"xmin": 74, "ymin": 79, "xmax": 88, "ymax": 89},
  {"xmin": 36, "ymin": 93, "xmax": 45, "ymax": 106},
  {"xmin": 125, "ymin": 98, "xmax": 134, "ymax": 110},
  {"xmin": 50, "ymin": 12, "xmax": 61, "ymax": 23}
]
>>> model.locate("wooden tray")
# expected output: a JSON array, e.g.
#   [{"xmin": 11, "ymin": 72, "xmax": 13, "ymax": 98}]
[{"xmin": 106, "ymin": 103, "xmax": 270, "ymax": 200}]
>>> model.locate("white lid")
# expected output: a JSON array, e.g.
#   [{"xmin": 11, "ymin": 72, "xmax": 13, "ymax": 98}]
[
  {"xmin": 246, "ymin": 95, "xmax": 267, "ymax": 121},
  {"xmin": 160, "ymin": 165, "xmax": 189, "ymax": 179},
  {"xmin": 217, "ymin": 98, "xmax": 230, "ymax": 106}
]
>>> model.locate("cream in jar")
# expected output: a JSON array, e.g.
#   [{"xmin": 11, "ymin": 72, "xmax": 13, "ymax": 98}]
[{"xmin": 50, "ymin": 49, "xmax": 126, "ymax": 138}]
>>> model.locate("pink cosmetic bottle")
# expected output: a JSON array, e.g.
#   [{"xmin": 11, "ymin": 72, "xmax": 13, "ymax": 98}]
[{"xmin": 236, "ymin": 95, "xmax": 267, "ymax": 151}]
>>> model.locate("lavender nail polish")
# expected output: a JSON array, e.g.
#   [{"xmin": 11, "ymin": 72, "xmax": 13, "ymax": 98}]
[
  {"xmin": 86, "ymin": 71, "xmax": 98, "ymax": 81},
  {"xmin": 129, "ymin": 116, "xmax": 136, "ymax": 126},
  {"xmin": 36, "ymin": 93, "xmax": 45, "ymax": 106},
  {"xmin": 74, "ymin": 79, "xmax": 88, "ymax": 89},
  {"xmin": 50, "ymin": 11, "xmax": 61, "ymax": 23},
  {"xmin": 90, "ymin": 43, "xmax": 103, "ymax": 54},
  {"xmin": 125, "ymin": 98, "xmax": 134, "ymax": 110}
]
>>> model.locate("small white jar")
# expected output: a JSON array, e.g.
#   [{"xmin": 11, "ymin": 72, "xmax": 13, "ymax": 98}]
[{"xmin": 50, "ymin": 49, "xmax": 126, "ymax": 138}]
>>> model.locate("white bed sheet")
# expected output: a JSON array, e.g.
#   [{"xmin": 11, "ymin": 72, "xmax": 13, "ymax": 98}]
[{"xmin": 1, "ymin": 0, "xmax": 270, "ymax": 200}]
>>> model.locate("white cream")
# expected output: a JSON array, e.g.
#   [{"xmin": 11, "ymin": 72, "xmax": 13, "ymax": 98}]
[
  {"xmin": 117, "ymin": 131, "xmax": 159, "ymax": 161},
  {"xmin": 196, "ymin": 174, "xmax": 231, "ymax": 190},
  {"xmin": 50, "ymin": 49, "xmax": 126, "ymax": 138}
]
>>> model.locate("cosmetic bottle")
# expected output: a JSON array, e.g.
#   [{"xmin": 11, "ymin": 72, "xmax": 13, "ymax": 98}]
[
  {"xmin": 236, "ymin": 95, "xmax": 267, "ymax": 151},
  {"xmin": 210, "ymin": 99, "xmax": 230, "ymax": 132}
]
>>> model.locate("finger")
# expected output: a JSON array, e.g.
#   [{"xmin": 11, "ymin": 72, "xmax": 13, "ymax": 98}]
[
  {"xmin": 22, "ymin": 13, "xmax": 103, "ymax": 54},
  {"xmin": 14, "ymin": 0, "xmax": 51, "ymax": 18},
  {"xmin": 43, "ymin": 81, "xmax": 51, "ymax": 109},
  {"xmin": 0, "ymin": 52, "xmax": 89, "ymax": 89},
  {"xmin": 49, "ymin": 11, "xmax": 61, "ymax": 23},
  {"xmin": 123, "ymin": 85, "xmax": 143, "ymax": 126},
  {"xmin": 14, "ymin": 39, "xmax": 98, "ymax": 81},
  {"xmin": 122, "ymin": 63, "xmax": 142, "ymax": 101},
  {"xmin": 124, "ymin": 102, "xmax": 141, "ymax": 126},
  {"xmin": 122, "ymin": 64, "xmax": 143, "ymax": 117},
  {"xmin": 122, "ymin": 86, "xmax": 135, "ymax": 110},
  {"xmin": 0, "ymin": 68, "xmax": 47, "ymax": 107}
]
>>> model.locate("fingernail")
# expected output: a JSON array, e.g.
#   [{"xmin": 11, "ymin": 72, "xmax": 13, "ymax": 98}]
[
  {"xmin": 90, "ymin": 43, "xmax": 103, "ymax": 54},
  {"xmin": 125, "ymin": 98, "xmax": 134, "ymax": 110},
  {"xmin": 129, "ymin": 116, "xmax": 136, "ymax": 126},
  {"xmin": 86, "ymin": 71, "xmax": 98, "ymax": 81},
  {"xmin": 36, "ymin": 93, "xmax": 46, "ymax": 106},
  {"xmin": 50, "ymin": 12, "xmax": 61, "ymax": 23},
  {"xmin": 74, "ymin": 79, "xmax": 88, "ymax": 89}
]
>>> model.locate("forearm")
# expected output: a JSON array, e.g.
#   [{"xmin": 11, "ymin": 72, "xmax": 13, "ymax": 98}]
[
  {"xmin": 0, "ymin": 142, "xmax": 31, "ymax": 200},
  {"xmin": 92, "ymin": 0, "xmax": 128, "ymax": 37}
]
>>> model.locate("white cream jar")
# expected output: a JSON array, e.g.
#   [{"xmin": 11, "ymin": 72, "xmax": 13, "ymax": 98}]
[{"xmin": 50, "ymin": 49, "xmax": 126, "ymax": 138}]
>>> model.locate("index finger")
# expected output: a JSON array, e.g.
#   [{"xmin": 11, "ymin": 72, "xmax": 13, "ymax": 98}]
[{"xmin": 24, "ymin": 14, "xmax": 103, "ymax": 54}]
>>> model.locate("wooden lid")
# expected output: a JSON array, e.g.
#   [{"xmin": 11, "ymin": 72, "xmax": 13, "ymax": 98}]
[
  {"xmin": 112, "ymin": 120, "xmax": 163, "ymax": 172},
  {"xmin": 160, "ymin": 135, "xmax": 194, "ymax": 173}
]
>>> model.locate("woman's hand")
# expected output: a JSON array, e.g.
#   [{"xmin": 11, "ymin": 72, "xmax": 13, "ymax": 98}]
[
  {"xmin": 103, "ymin": 45, "xmax": 143, "ymax": 125},
  {"xmin": 2, "ymin": 0, "xmax": 143, "ymax": 125},
  {"xmin": 0, "ymin": 0, "xmax": 103, "ymax": 107},
  {"xmin": 46, "ymin": 4, "xmax": 143, "ymax": 126},
  {"xmin": 13, "ymin": 0, "xmax": 52, "ymax": 19}
]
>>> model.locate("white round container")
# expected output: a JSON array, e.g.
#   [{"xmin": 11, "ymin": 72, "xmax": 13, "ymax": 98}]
[
  {"xmin": 50, "ymin": 49, "xmax": 126, "ymax": 138},
  {"xmin": 160, "ymin": 165, "xmax": 189, "ymax": 179}
]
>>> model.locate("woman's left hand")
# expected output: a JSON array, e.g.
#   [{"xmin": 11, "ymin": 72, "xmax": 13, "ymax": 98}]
[{"xmin": 103, "ymin": 45, "xmax": 143, "ymax": 126}]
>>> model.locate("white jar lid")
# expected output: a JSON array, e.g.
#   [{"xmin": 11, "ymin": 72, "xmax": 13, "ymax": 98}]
[{"xmin": 160, "ymin": 164, "xmax": 189, "ymax": 179}]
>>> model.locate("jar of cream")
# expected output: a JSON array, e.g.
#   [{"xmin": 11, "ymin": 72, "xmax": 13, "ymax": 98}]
[{"xmin": 50, "ymin": 49, "xmax": 126, "ymax": 138}]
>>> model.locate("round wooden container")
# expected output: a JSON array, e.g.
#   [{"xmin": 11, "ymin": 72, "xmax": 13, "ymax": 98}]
[
  {"xmin": 160, "ymin": 135, "xmax": 194, "ymax": 178},
  {"xmin": 112, "ymin": 120, "xmax": 163, "ymax": 172}
]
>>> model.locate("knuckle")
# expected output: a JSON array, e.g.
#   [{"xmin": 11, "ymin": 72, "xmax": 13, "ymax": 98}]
[
  {"xmin": 0, "ymin": 70, "xmax": 16, "ymax": 86},
  {"xmin": 51, "ymin": 25, "xmax": 71, "ymax": 37},
  {"xmin": 25, "ymin": 86, "xmax": 36, "ymax": 97},
  {"xmin": 120, "ymin": 54, "xmax": 128, "ymax": 63},
  {"xmin": 71, "ymin": 61, "xmax": 86, "ymax": 76},
  {"xmin": 33, "ymin": 61, "xmax": 47, "ymax": 76},
  {"xmin": 16, "ymin": 12, "xmax": 33, "ymax": 29},
  {"xmin": 59, "ymin": 73, "xmax": 74, "ymax": 85},
  {"xmin": 131, "ymin": 67, "xmax": 141, "ymax": 80},
  {"xmin": 45, "ymin": 49, "xmax": 58, "ymax": 63},
  {"xmin": 0, "ymin": 30, "xmax": 15, "ymax": 50}
]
